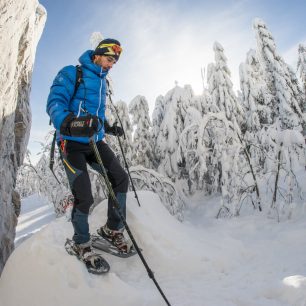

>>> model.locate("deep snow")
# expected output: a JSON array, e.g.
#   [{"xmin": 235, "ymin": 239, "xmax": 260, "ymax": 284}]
[{"xmin": 1, "ymin": 191, "xmax": 306, "ymax": 306}]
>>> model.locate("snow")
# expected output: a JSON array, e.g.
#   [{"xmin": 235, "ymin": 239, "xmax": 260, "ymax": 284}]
[
  {"xmin": 280, "ymin": 129, "xmax": 305, "ymax": 147},
  {"xmin": 14, "ymin": 194, "xmax": 55, "ymax": 247},
  {"xmin": 1, "ymin": 191, "xmax": 306, "ymax": 306}
]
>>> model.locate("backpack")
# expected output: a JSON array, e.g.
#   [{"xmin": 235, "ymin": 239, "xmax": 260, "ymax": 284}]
[{"xmin": 49, "ymin": 65, "xmax": 83, "ymax": 177}]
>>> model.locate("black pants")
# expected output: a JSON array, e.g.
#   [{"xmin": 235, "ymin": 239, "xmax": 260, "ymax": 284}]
[{"xmin": 61, "ymin": 140, "xmax": 129, "ymax": 244}]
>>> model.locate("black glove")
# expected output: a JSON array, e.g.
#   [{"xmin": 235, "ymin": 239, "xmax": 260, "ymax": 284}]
[
  {"xmin": 60, "ymin": 113, "xmax": 99, "ymax": 137},
  {"xmin": 104, "ymin": 120, "xmax": 124, "ymax": 137}
]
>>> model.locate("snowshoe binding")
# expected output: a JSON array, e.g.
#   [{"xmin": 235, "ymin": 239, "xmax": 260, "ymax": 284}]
[
  {"xmin": 91, "ymin": 225, "xmax": 137, "ymax": 258},
  {"xmin": 65, "ymin": 239, "xmax": 110, "ymax": 274}
]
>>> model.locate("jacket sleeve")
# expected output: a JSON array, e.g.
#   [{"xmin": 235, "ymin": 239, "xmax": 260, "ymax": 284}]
[{"xmin": 46, "ymin": 65, "xmax": 77, "ymax": 130}]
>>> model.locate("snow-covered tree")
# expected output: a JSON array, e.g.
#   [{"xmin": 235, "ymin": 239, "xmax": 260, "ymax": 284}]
[
  {"xmin": 109, "ymin": 100, "xmax": 134, "ymax": 166},
  {"xmin": 16, "ymin": 130, "xmax": 78, "ymax": 217},
  {"xmin": 129, "ymin": 165, "xmax": 184, "ymax": 221},
  {"xmin": 129, "ymin": 95, "xmax": 153, "ymax": 168},
  {"xmin": 251, "ymin": 19, "xmax": 305, "ymax": 218},
  {"xmin": 155, "ymin": 85, "xmax": 193, "ymax": 178},
  {"xmin": 239, "ymin": 49, "xmax": 275, "ymax": 171},
  {"xmin": 239, "ymin": 49, "xmax": 274, "ymax": 131},
  {"xmin": 297, "ymin": 44, "xmax": 306, "ymax": 135},
  {"xmin": 253, "ymin": 18, "xmax": 304, "ymax": 130},
  {"xmin": 260, "ymin": 122, "xmax": 305, "ymax": 220},
  {"xmin": 298, "ymin": 44, "xmax": 306, "ymax": 94},
  {"xmin": 16, "ymin": 150, "xmax": 42, "ymax": 198},
  {"xmin": 178, "ymin": 112, "xmax": 258, "ymax": 215},
  {"xmin": 195, "ymin": 88, "xmax": 219, "ymax": 115},
  {"xmin": 35, "ymin": 153, "xmax": 71, "ymax": 211},
  {"xmin": 183, "ymin": 103, "xmax": 202, "ymax": 129},
  {"xmin": 207, "ymin": 42, "xmax": 245, "ymax": 132},
  {"xmin": 152, "ymin": 95, "xmax": 165, "ymax": 168}
]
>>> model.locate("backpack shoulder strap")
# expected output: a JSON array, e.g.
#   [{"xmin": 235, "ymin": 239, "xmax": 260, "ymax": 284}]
[
  {"xmin": 72, "ymin": 65, "xmax": 83, "ymax": 98},
  {"xmin": 49, "ymin": 65, "xmax": 84, "ymax": 174}
]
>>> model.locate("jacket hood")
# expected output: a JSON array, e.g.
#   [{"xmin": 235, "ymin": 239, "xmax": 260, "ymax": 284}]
[{"xmin": 79, "ymin": 50, "xmax": 109, "ymax": 77}]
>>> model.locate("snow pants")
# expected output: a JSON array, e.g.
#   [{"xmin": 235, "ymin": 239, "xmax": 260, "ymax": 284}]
[{"xmin": 60, "ymin": 140, "xmax": 129, "ymax": 244}]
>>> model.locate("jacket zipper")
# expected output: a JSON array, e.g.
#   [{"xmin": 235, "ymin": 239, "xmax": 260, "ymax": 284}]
[
  {"xmin": 96, "ymin": 68, "xmax": 103, "ymax": 141},
  {"xmin": 77, "ymin": 101, "xmax": 82, "ymax": 117}
]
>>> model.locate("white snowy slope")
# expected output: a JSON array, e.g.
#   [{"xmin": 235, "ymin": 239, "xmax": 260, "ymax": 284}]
[
  {"xmin": 1, "ymin": 191, "xmax": 306, "ymax": 306},
  {"xmin": 14, "ymin": 194, "xmax": 55, "ymax": 247}
]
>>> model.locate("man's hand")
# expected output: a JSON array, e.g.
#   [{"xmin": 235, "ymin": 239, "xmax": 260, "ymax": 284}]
[
  {"xmin": 60, "ymin": 113, "xmax": 99, "ymax": 137},
  {"xmin": 104, "ymin": 120, "xmax": 124, "ymax": 137}
]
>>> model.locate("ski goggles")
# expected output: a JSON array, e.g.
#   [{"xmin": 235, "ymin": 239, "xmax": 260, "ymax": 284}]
[{"xmin": 96, "ymin": 43, "xmax": 123, "ymax": 57}]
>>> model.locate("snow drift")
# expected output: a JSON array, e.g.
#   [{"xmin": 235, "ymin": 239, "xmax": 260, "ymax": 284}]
[{"xmin": 1, "ymin": 191, "xmax": 306, "ymax": 306}]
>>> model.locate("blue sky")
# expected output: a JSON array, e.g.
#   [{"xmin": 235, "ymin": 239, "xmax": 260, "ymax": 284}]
[{"xmin": 29, "ymin": 0, "xmax": 306, "ymax": 162}]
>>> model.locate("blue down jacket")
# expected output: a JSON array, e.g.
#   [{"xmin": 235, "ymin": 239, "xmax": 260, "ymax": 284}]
[{"xmin": 46, "ymin": 50, "xmax": 108, "ymax": 143}]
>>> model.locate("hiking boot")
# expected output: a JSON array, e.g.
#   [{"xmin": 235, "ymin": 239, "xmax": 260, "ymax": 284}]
[
  {"xmin": 97, "ymin": 224, "xmax": 131, "ymax": 253},
  {"xmin": 71, "ymin": 241, "xmax": 95, "ymax": 260},
  {"xmin": 65, "ymin": 239, "xmax": 110, "ymax": 274}
]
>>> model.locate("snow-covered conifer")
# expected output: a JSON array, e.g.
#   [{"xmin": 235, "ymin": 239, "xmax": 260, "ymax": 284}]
[
  {"xmin": 239, "ymin": 49, "xmax": 274, "ymax": 171},
  {"xmin": 297, "ymin": 44, "xmax": 306, "ymax": 135},
  {"xmin": 253, "ymin": 18, "xmax": 303, "ymax": 130},
  {"xmin": 112, "ymin": 100, "xmax": 134, "ymax": 165},
  {"xmin": 152, "ymin": 96, "xmax": 165, "ymax": 140},
  {"xmin": 183, "ymin": 104, "xmax": 202, "ymax": 129},
  {"xmin": 16, "ymin": 150, "xmax": 41, "ymax": 198},
  {"xmin": 103, "ymin": 92, "xmax": 118, "ymax": 151},
  {"xmin": 35, "ymin": 153, "xmax": 71, "ymax": 211},
  {"xmin": 207, "ymin": 42, "xmax": 245, "ymax": 131},
  {"xmin": 155, "ymin": 85, "xmax": 193, "ymax": 178},
  {"xmin": 129, "ymin": 95, "xmax": 153, "ymax": 168},
  {"xmin": 260, "ymin": 122, "xmax": 305, "ymax": 219},
  {"xmin": 239, "ymin": 49, "xmax": 274, "ymax": 131},
  {"xmin": 298, "ymin": 44, "xmax": 306, "ymax": 94},
  {"xmin": 16, "ymin": 132, "xmax": 73, "ymax": 216},
  {"xmin": 152, "ymin": 95, "xmax": 165, "ymax": 167},
  {"xmin": 178, "ymin": 113, "xmax": 254, "ymax": 215},
  {"xmin": 197, "ymin": 88, "xmax": 219, "ymax": 115}
]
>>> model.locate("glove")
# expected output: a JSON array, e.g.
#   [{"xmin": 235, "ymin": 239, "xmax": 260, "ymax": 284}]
[
  {"xmin": 60, "ymin": 113, "xmax": 99, "ymax": 137},
  {"xmin": 104, "ymin": 120, "xmax": 124, "ymax": 137}
]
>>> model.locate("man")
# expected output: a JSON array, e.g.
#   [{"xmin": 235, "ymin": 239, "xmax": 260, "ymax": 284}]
[{"xmin": 46, "ymin": 38, "xmax": 129, "ymax": 264}]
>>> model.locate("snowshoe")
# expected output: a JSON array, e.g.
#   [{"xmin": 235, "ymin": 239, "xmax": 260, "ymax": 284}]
[
  {"xmin": 91, "ymin": 225, "xmax": 137, "ymax": 258},
  {"xmin": 65, "ymin": 239, "xmax": 110, "ymax": 274}
]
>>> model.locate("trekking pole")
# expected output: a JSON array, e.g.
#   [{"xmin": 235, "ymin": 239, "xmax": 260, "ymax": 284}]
[
  {"xmin": 106, "ymin": 83, "xmax": 141, "ymax": 207},
  {"xmin": 89, "ymin": 138, "xmax": 172, "ymax": 306}
]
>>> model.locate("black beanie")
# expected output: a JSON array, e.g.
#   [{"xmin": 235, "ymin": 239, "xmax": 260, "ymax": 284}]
[{"xmin": 93, "ymin": 38, "xmax": 122, "ymax": 61}]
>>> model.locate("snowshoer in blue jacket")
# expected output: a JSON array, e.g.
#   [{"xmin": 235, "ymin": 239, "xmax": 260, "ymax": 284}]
[{"xmin": 47, "ymin": 38, "xmax": 130, "ymax": 263}]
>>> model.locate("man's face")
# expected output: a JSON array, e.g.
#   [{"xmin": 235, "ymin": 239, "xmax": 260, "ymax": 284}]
[{"xmin": 93, "ymin": 55, "xmax": 117, "ymax": 70}]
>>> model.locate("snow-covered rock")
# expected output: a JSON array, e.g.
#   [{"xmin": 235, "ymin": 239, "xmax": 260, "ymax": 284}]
[{"xmin": 0, "ymin": 0, "xmax": 46, "ymax": 274}]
